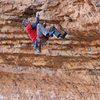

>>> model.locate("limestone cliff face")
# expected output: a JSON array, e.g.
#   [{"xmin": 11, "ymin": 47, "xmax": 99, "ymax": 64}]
[{"xmin": 0, "ymin": 0, "xmax": 100, "ymax": 100}]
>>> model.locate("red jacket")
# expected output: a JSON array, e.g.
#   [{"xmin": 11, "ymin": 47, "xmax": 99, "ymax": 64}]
[{"xmin": 25, "ymin": 24, "xmax": 37, "ymax": 43}]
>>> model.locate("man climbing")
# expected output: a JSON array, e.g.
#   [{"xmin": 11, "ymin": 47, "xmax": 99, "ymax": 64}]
[{"xmin": 22, "ymin": 12, "xmax": 67, "ymax": 53}]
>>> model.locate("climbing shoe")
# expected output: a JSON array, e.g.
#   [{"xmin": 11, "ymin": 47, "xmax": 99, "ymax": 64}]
[{"xmin": 60, "ymin": 32, "xmax": 67, "ymax": 39}]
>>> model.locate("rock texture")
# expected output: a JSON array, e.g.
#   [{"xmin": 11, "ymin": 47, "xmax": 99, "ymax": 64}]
[{"xmin": 0, "ymin": 0, "xmax": 100, "ymax": 100}]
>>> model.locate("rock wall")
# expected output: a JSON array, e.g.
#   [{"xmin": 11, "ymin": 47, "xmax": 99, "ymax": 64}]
[{"xmin": 0, "ymin": 0, "xmax": 100, "ymax": 100}]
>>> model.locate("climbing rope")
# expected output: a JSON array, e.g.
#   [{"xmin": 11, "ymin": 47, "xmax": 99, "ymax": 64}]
[{"xmin": 61, "ymin": 39, "xmax": 63, "ymax": 49}]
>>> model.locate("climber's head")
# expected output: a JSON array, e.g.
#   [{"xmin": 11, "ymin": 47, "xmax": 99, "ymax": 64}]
[{"xmin": 22, "ymin": 19, "xmax": 31, "ymax": 27}]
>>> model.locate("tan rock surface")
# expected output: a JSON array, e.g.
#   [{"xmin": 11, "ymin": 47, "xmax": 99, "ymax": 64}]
[{"xmin": 0, "ymin": 0, "xmax": 100, "ymax": 99}]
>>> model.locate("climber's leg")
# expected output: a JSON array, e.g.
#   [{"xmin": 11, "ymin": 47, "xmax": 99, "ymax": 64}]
[
  {"xmin": 33, "ymin": 40, "xmax": 38, "ymax": 50},
  {"xmin": 48, "ymin": 26, "xmax": 67, "ymax": 39},
  {"xmin": 37, "ymin": 23, "xmax": 49, "ymax": 37},
  {"xmin": 48, "ymin": 26, "xmax": 61, "ymax": 37},
  {"xmin": 37, "ymin": 43, "xmax": 41, "ymax": 54}
]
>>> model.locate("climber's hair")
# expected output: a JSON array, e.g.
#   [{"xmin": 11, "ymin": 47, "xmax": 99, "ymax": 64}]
[{"xmin": 22, "ymin": 18, "xmax": 28, "ymax": 27}]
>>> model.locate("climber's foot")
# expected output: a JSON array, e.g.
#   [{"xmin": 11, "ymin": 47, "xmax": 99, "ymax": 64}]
[{"xmin": 60, "ymin": 32, "xmax": 67, "ymax": 39}]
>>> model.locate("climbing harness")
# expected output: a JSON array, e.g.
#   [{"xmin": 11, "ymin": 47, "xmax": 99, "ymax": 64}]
[{"xmin": 37, "ymin": 35, "xmax": 48, "ymax": 40}]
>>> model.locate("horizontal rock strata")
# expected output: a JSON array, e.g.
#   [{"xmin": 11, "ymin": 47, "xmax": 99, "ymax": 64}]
[{"xmin": 0, "ymin": 0, "xmax": 100, "ymax": 99}]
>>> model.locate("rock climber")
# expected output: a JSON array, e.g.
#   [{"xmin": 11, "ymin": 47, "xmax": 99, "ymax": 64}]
[{"xmin": 22, "ymin": 12, "xmax": 67, "ymax": 53}]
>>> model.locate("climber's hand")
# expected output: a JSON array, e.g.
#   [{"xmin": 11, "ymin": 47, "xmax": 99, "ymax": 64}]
[{"xmin": 36, "ymin": 12, "xmax": 40, "ymax": 17}]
